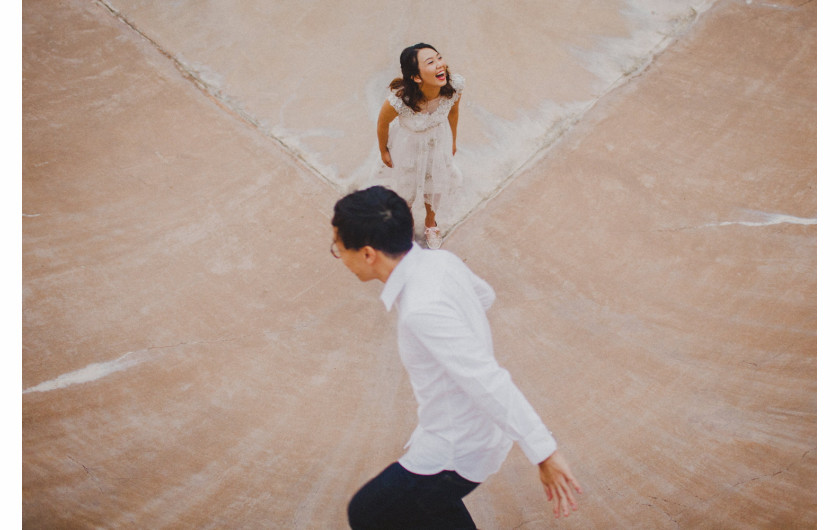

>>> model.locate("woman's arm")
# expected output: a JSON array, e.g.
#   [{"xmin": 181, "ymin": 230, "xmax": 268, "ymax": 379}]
[
  {"xmin": 448, "ymin": 96, "xmax": 461, "ymax": 155},
  {"xmin": 377, "ymin": 100, "xmax": 398, "ymax": 167}
]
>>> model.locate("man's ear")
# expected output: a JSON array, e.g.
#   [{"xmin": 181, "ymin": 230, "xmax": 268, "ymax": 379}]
[{"xmin": 361, "ymin": 245, "xmax": 378, "ymax": 265}]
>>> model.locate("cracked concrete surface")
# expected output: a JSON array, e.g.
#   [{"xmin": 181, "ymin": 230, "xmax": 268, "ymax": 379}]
[
  {"xmin": 23, "ymin": 0, "xmax": 815, "ymax": 527},
  {"xmin": 94, "ymin": 0, "xmax": 718, "ymax": 230}
]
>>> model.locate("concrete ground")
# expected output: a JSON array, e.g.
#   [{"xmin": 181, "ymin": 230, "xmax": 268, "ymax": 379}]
[{"xmin": 22, "ymin": 0, "xmax": 816, "ymax": 527}]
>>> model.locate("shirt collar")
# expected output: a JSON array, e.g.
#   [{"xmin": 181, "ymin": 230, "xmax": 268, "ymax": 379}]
[{"xmin": 380, "ymin": 242, "xmax": 421, "ymax": 311}]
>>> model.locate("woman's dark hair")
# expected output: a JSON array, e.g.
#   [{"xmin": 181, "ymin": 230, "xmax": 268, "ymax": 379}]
[
  {"xmin": 332, "ymin": 186, "xmax": 414, "ymax": 257},
  {"xmin": 389, "ymin": 43, "xmax": 455, "ymax": 112}
]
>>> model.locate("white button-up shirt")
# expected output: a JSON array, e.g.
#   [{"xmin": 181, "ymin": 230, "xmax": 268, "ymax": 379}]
[{"xmin": 380, "ymin": 243, "xmax": 557, "ymax": 483}]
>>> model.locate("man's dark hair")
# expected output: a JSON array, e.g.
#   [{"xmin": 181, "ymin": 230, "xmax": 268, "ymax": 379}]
[{"xmin": 332, "ymin": 186, "xmax": 414, "ymax": 256}]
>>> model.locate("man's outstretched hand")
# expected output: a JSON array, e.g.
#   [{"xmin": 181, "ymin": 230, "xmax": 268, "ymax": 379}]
[{"xmin": 538, "ymin": 451, "xmax": 582, "ymax": 518}]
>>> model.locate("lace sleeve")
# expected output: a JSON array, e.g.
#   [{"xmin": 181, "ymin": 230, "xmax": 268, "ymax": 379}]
[
  {"xmin": 387, "ymin": 91, "xmax": 406, "ymax": 114},
  {"xmin": 450, "ymin": 73, "xmax": 465, "ymax": 100}
]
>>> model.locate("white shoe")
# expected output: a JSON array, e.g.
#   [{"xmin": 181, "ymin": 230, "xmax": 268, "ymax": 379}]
[{"xmin": 425, "ymin": 226, "xmax": 442, "ymax": 249}]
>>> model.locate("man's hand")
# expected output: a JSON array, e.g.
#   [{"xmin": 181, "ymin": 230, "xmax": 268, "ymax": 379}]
[{"xmin": 538, "ymin": 451, "xmax": 582, "ymax": 518}]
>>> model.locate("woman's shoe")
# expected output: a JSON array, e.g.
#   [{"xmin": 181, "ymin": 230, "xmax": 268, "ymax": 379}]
[{"xmin": 425, "ymin": 226, "xmax": 442, "ymax": 249}]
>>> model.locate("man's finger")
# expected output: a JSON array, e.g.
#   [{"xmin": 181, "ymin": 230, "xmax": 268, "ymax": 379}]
[
  {"xmin": 558, "ymin": 478, "xmax": 577, "ymax": 510},
  {"xmin": 572, "ymin": 475, "xmax": 583, "ymax": 493},
  {"xmin": 560, "ymin": 491, "xmax": 570, "ymax": 517}
]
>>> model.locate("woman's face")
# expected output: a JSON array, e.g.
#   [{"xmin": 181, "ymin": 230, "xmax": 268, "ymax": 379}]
[{"xmin": 412, "ymin": 48, "xmax": 447, "ymax": 89}]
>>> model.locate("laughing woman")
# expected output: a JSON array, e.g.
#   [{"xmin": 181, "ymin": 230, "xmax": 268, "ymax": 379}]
[{"xmin": 376, "ymin": 43, "xmax": 464, "ymax": 249}]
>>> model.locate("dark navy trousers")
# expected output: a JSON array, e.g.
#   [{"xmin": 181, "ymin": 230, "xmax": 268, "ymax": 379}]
[{"xmin": 348, "ymin": 462, "xmax": 481, "ymax": 529}]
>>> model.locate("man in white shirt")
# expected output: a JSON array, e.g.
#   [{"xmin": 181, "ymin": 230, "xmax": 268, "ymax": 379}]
[{"xmin": 332, "ymin": 186, "xmax": 581, "ymax": 528}]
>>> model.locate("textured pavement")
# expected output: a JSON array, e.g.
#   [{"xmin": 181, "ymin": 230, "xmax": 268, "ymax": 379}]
[{"xmin": 23, "ymin": 0, "xmax": 816, "ymax": 527}]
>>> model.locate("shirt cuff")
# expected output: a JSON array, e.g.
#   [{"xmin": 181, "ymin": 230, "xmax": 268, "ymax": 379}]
[{"xmin": 519, "ymin": 424, "xmax": 558, "ymax": 465}]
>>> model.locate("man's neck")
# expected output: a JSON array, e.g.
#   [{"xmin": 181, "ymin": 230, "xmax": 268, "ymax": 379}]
[{"xmin": 375, "ymin": 249, "xmax": 408, "ymax": 283}]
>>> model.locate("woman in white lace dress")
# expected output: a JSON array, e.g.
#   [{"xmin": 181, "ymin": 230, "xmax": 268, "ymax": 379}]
[{"xmin": 376, "ymin": 43, "xmax": 463, "ymax": 249}]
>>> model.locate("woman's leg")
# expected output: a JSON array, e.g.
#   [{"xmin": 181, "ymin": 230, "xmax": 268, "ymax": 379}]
[
  {"xmin": 423, "ymin": 201, "xmax": 442, "ymax": 249},
  {"xmin": 423, "ymin": 202, "xmax": 437, "ymax": 228},
  {"xmin": 423, "ymin": 172, "xmax": 443, "ymax": 248}
]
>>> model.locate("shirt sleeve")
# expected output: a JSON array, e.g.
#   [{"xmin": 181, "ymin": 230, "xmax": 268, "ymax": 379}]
[
  {"xmin": 404, "ymin": 300, "xmax": 558, "ymax": 465},
  {"xmin": 470, "ymin": 271, "xmax": 496, "ymax": 311}
]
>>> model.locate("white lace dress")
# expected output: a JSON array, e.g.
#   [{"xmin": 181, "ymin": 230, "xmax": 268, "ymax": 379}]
[{"xmin": 381, "ymin": 73, "xmax": 464, "ymax": 222}]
